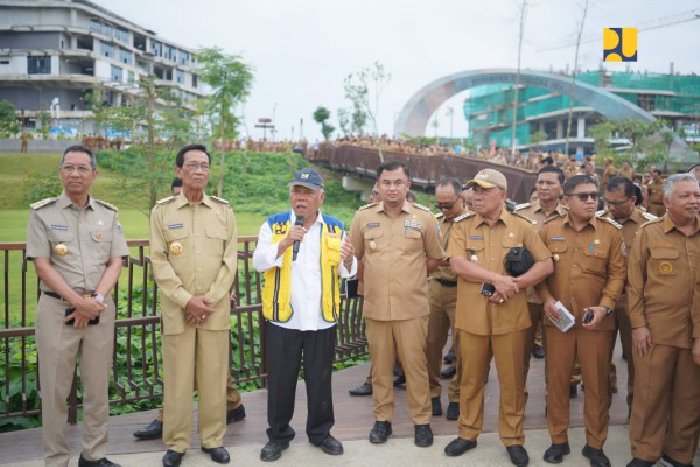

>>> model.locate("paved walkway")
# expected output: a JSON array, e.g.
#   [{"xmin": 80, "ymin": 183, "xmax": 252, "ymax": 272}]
[{"xmin": 2, "ymin": 340, "xmax": 698, "ymax": 466}]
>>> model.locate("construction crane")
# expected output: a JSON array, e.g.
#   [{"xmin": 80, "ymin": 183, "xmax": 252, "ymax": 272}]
[{"xmin": 537, "ymin": 8, "xmax": 700, "ymax": 52}]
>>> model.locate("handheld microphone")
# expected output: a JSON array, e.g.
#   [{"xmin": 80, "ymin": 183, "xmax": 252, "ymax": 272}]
[{"xmin": 292, "ymin": 215, "xmax": 304, "ymax": 261}]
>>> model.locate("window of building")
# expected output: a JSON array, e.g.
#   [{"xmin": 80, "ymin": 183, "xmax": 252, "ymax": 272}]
[
  {"xmin": 120, "ymin": 49, "xmax": 133, "ymax": 65},
  {"xmin": 111, "ymin": 65, "xmax": 123, "ymax": 83},
  {"xmin": 637, "ymin": 94, "xmax": 655, "ymax": 112},
  {"xmin": 151, "ymin": 41, "xmax": 162, "ymax": 57},
  {"xmin": 127, "ymin": 70, "xmax": 135, "ymax": 84},
  {"xmin": 180, "ymin": 51, "xmax": 189, "ymax": 65},
  {"xmin": 176, "ymin": 70, "xmax": 184, "ymax": 84},
  {"xmin": 0, "ymin": 59, "xmax": 9, "ymax": 65},
  {"xmin": 90, "ymin": 19, "xmax": 101, "ymax": 34},
  {"xmin": 100, "ymin": 42, "xmax": 114, "ymax": 58},
  {"xmin": 115, "ymin": 28, "xmax": 129, "ymax": 44},
  {"xmin": 191, "ymin": 73, "xmax": 198, "ymax": 88},
  {"xmin": 28, "ymin": 56, "xmax": 51, "ymax": 74}
]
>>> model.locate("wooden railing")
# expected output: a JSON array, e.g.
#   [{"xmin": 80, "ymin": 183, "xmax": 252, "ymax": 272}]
[{"xmin": 0, "ymin": 238, "xmax": 367, "ymax": 425}]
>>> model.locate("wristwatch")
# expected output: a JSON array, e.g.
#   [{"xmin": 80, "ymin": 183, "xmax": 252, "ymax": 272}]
[
  {"xmin": 605, "ymin": 307, "xmax": 613, "ymax": 316},
  {"xmin": 94, "ymin": 293, "xmax": 105, "ymax": 304}
]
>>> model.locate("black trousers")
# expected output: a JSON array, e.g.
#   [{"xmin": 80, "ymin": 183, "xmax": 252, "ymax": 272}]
[{"xmin": 265, "ymin": 321, "xmax": 336, "ymax": 444}]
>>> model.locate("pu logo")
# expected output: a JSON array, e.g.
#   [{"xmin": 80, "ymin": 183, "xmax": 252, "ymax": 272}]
[{"xmin": 603, "ymin": 28, "xmax": 637, "ymax": 62}]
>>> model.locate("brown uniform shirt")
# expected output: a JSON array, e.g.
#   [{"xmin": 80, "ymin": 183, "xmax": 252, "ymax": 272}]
[
  {"xmin": 647, "ymin": 181, "xmax": 664, "ymax": 205},
  {"xmin": 627, "ymin": 215, "xmax": 700, "ymax": 348},
  {"xmin": 430, "ymin": 210, "xmax": 464, "ymax": 281},
  {"xmin": 619, "ymin": 167, "xmax": 636, "ymax": 181},
  {"xmin": 446, "ymin": 209, "xmax": 551, "ymax": 336},
  {"xmin": 26, "ymin": 192, "xmax": 129, "ymax": 292},
  {"xmin": 538, "ymin": 215, "xmax": 626, "ymax": 331},
  {"xmin": 149, "ymin": 193, "xmax": 238, "ymax": 335},
  {"xmin": 349, "ymin": 201, "xmax": 444, "ymax": 321},
  {"xmin": 597, "ymin": 208, "xmax": 656, "ymax": 260},
  {"xmin": 515, "ymin": 201, "xmax": 568, "ymax": 304}
]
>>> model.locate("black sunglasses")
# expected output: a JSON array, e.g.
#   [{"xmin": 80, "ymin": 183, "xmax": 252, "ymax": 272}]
[
  {"xmin": 435, "ymin": 201, "xmax": 458, "ymax": 210},
  {"xmin": 568, "ymin": 191, "xmax": 599, "ymax": 201}
]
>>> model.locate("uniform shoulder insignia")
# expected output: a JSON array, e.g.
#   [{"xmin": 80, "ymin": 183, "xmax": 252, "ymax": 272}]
[
  {"xmin": 210, "ymin": 195, "xmax": 229, "ymax": 205},
  {"xmin": 543, "ymin": 215, "xmax": 562, "ymax": 225},
  {"xmin": 640, "ymin": 217, "xmax": 663, "ymax": 229},
  {"xmin": 412, "ymin": 202, "xmax": 431, "ymax": 212},
  {"xmin": 599, "ymin": 216, "xmax": 622, "ymax": 230},
  {"xmin": 453, "ymin": 212, "xmax": 475, "ymax": 223},
  {"xmin": 595, "ymin": 210, "xmax": 608, "ymax": 217},
  {"xmin": 513, "ymin": 202, "xmax": 531, "ymax": 212},
  {"xmin": 641, "ymin": 211, "xmax": 658, "ymax": 221},
  {"xmin": 94, "ymin": 199, "xmax": 118, "ymax": 211},
  {"xmin": 155, "ymin": 195, "xmax": 176, "ymax": 206},
  {"xmin": 30, "ymin": 197, "xmax": 57, "ymax": 210},
  {"xmin": 359, "ymin": 202, "xmax": 378, "ymax": 211},
  {"xmin": 435, "ymin": 212, "xmax": 444, "ymax": 219},
  {"xmin": 512, "ymin": 211, "xmax": 534, "ymax": 224}
]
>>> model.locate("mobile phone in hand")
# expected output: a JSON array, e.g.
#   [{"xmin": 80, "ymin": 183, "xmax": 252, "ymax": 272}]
[
  {"xmin": 480, "ymin": 282, "xmax": 496, "ymax": 297},
  {"xmin": 64, "ymin": 308, "xmax": 100, "ymax": 325},
  {"xmin": 582, "ymin": 308, "xmax": 594, "ymax": 324}
]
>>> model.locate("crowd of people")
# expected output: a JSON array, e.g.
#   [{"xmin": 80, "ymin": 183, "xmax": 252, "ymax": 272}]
[{"xmin": 25, "ymin": 142, "xmax": 699, "ymax": 467}]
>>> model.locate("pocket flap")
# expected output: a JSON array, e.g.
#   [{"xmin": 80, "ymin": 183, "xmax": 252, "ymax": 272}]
[
  {"xmin": 165, "ymin": 229, "xmax": 189, "ymax": 241},
  {"xmin": 650, "ymin": 248, "xmax": 679, "ymax": 260},
  {"xmin": 404, "ymin": 228, "xmax": 422, "ymax": 239},
  {"xmin": 548, "ymin": 242, "xmax": 568, "ymax": 253},
  {"xmin": 205, "ymin": 226, "xmax": 227, "ymax": 240}
]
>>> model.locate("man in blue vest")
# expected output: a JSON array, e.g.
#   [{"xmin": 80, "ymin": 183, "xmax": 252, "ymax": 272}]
[{"xmin": 253, "ymin": 167, "xmax": 357, "ymax": 462}]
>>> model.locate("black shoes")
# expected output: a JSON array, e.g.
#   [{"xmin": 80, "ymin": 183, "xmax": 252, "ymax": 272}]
[
  {"xmin": 444, "ymin": 437, "xmax": 477, "ymax": 456},
  {"xmin": 662, "ymin": 454, "xmax": 693, "ymax": 467},
  {"xmin": 369, "ymin": 421, "xmax": 392, "ymax": 443},
  {"xmin": 626, "ymin": 459, "xmax": 655, "ymax": 467},
  {"xmin": 393, "ymin": 374, "xmax": 406, "ymax": 387},
  {"xmin": 317, "ymin": 436, "xmax": 344, "ymax": 455},
  {"xmin": 532, "ymin": 344, "xmax": 545, "ymax": 359},
  {"xmin": 260, "ymin": 440, "xmax": 290, "ymax": 462},
  {"xmin": 432, "ymin": 396, "xmax": 443, "ymax": 415},
  {"xmin": 507, "ymin": 445, "xmax": 529, "ymax": 466},
  {"xmin": 441, "ymin": 366, "xmax": 456, "ymax": 379},
  {"xmin": 78, "ymin": 455, "xmax": 121, "ymax": 467},
  {"xmin": 348, "ymin": 383, "xmax": 372, "ymax": 396},
  {"xmin": 446, "ymin": 401, "xmax": 460, "ymax": 420},
  {"xmin": 226, "ymin": 404, "xmax": 246, "ymax": 424},
  {"xmin": 569, "ymin": 385, "xmax": 577, "ymax": 398},
  {"xmin": 582, "ymin": 445, "xmax": 611, "ymax": 467},
  {"xmin": 543, "ymin": 442, "xmax": 570, "ymax": 463},
  {"xmin": 201, "ymin": 447, "xmax": 230, "ymax": 464},
  {"xmin": 162, "ymin": 450, "xmax": 184, "ymax": 467},
  {"xmin": 133, "ymin": 419, "xmax": 163, "ymax": 440},
  {"xmin": 414, "ymin": 424, "xmax": 433, "ymax": 447}
]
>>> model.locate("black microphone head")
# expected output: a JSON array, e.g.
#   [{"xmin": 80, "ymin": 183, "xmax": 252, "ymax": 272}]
[{"xmin": 295, "ymin": 215, "xmax": 304, "ymax": 225}]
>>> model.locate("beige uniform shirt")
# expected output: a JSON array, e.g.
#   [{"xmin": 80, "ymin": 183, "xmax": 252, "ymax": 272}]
[
  {"xmin": 538, "ymin": 215, "xmax": 626, "ymax": 331},
  {"xmin": 446, "ymin": 209, "xmax": 552, "ymax": 336},
  {"xmin": 627, "ymin": 215, "xmax": 700, "ymax": 349},
  {"xmin": 597, "ymin": 208, "xmax": 656, "ymax": 260},
  {"xmin": 514, "ymin": 201, "xmax": 568, "ymax": 304},
  {"xmin": 26, "ymin": 192, "xmax": 129, "ymax": 292},
  {"xmin": 349, "ymin": 201, "xmax": 445, "ymax": 321},
  {"xmin": 149, "ymin": 193, "xmax": 238, "ymax": 335}
]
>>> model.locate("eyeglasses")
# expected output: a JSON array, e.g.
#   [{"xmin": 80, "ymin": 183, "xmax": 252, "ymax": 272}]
[
  {"xmin": 184, "ymin": 162, "xmax": 210, "ymax": 171},
  {"xmin": 568, "ymin": 192, "xmax": 598, "ymax": 201},
  {"xmin": 605, "ymin": 198, "xmax": 630, "ymax": 206},
  {"xmin": 435, "ymin": 201, "xmax": 458, "ymax": 210},
  {"xmin": 60, "ymin": 165, "xmax": 92, "ymax": 174}
]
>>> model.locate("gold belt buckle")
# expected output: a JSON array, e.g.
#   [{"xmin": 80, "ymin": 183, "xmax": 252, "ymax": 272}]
[{"xmin": 83, "ymin": 293, "xmax": 92, "ymax": 299}]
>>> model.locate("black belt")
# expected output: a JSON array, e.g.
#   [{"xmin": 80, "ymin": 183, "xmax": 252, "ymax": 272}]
[
  {"xmin": 436, "ymin": 279, "xmax": 457, "ymax": 287},
  {"xmin": 43, "ymin": 291, "xmax": 63, "ymax": 300}
]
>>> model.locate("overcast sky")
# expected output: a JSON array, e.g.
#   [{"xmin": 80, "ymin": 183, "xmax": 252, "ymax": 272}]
[{"xmin": 98, "ymin": 0, "xmax": 700, "ymax": 141}]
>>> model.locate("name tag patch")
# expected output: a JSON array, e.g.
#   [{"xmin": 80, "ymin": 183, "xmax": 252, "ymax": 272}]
[
  {"xmin": 468, "ymin": 235, "xmax": 483, "ymax": 240},
  {"xmin": 551, "ymin": 236, "xmax": 566, "ymax": 241},
  {"xmin": 167, "ymin": 223, "xmax": 183, "ymax": 230},
  {"xmin": 366, "ymin": 222, "xmax": 381, "ymax": 228},
  {"xmin": 404, "ymin": 219, "xmax": 422, "ymax": 231},
  {"xmin": 50, "ymin": 224, "xmax": 69, "ymax": 231}
]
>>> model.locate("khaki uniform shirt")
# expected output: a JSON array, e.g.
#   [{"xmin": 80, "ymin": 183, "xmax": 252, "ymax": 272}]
[
  {"xmin": 538, "ymin": 215, "xmax": 626, "ymax": 331},
  {"xmin": 647, "ymin": 181, "xmax": 664, "ymax": 205},
  {"xmin": 627, "ymin": 215, "xmax": 700, "ymax": 349},
  {"xmin": 149, "ymin": 193, "xmax": 238, "ymax": 335},
  {"xmin": 597, "ymin": 208, "xmax": 656, "ymax": 261},
  {"xmin": 446, "ymin": 209, "xmax": 551, "ymax": 336},
  {"xmin": 349, "ymin": 201, "xmax": 444, "ymax": 321},
  {"xmin": 430, "ymin": 210, "xmax": 464, "ymax": 282},
  {"xmin": 619, "ymin": 167, "xmax": 636, "ymax": 181},
  {"xmin": 601, "ymin": 166, "xmax": 618, "ymax": 187},
  {"xmin": 26, "ymin": 192, "xmax": 129, "ymax": 292},
  {"xmin": 514, "ymin": 201, "xmax": 568, "ymax": 304}
]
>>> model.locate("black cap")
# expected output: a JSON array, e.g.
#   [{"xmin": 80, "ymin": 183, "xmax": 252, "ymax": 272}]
[{"xmin": 290, "ymin": 168, "xmax": 324, "ymax": 189}]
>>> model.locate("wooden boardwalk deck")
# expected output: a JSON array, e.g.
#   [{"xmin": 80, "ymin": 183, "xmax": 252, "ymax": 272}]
[{"xmin": 0, "ymin": 343, "xmax": 632, "ymax": 465}]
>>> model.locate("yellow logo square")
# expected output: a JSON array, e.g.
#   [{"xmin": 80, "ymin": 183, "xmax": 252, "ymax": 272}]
[{"xmin": 603, "ymin": 28, "xmax": 637, "ymax": 62}]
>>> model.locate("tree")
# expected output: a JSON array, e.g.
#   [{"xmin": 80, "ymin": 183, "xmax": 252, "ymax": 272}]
[
  {"xmin": 564, "ymin": 0, "xmax": 590, "ymax": 156},
  {"xmin": 313, "ymin": 106, "xmax": 335, "ymax": 141},
  {"xmin": 530, "ymin": 130, "xmax": 547, "ymax": 149},
  {"xmin": 336, "ymin": 108, "xmax": 351, "ymax": 137},
  {"xmin": 197, "ymin": 47, "xmax": 254, "ymax": 196},
  {"xmin": 0, "ymin": 99, "xmax": 19, "ymax": 134}
]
